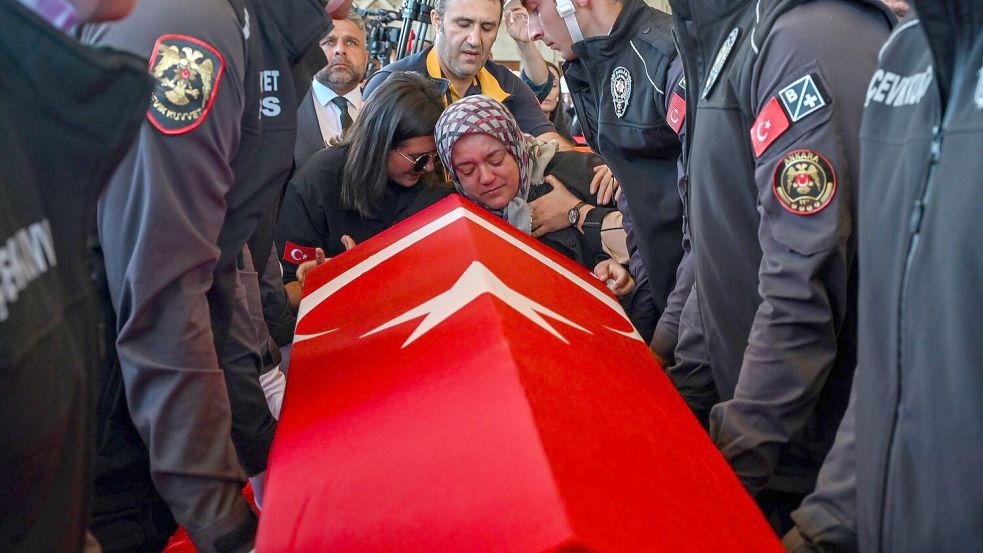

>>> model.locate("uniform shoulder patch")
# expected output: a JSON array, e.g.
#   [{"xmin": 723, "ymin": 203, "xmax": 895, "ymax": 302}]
[
  {"xmin": 773, "ymin": 149, "xmax": 836, "ymax": 215},
  {"xmin": 147, "ymin": 35, "xmax": 225, "ymax": 135},
  {"xmin": 750, "ymin": 97, "xmax": 790, "ymax": 157},
  {"xmin": 778, "ymin": 74, "xmax": 826, "ymax": 122},
  {"xmin": 667, "ymin": 77, "xmax": 686, "ymax": 135}
]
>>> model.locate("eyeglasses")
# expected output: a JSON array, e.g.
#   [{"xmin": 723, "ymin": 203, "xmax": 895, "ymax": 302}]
[{"xmin": 395, "ymin": 150, "xmax": 439, "ymax": 172}]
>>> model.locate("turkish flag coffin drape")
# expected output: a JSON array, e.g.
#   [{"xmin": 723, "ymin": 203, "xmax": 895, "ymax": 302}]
[{"xmin": 258, "ymin": 195, "xmax": 782, "ymax": 552}]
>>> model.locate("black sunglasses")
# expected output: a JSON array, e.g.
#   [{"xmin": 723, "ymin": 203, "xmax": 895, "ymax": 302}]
[{"xmin": 396, "ymin": 150, "xmax": 439, "ymax": 172}]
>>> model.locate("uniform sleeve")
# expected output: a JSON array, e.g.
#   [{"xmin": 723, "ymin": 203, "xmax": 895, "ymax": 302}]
[
  {"xmin": 708, "ymin": 4, "xmax": 887, "ymax": 494},
  {"xmin": 274, "ymin": 171, "xmax": 329, "ymax": 284},
  {"xmin": 651, "ymin": 56, "xmax": 692, "ymax": 362},
  {"xmin": 88, "ymin": 3, "xmax": 257, "ymax": 552},
  {"xmin": 520, "ymin": 68, "xmax": 554, "ymax": 102},
  {"xmin": 785, "ymin": 384, "xmax": 860, "ymax": 552},
  {"xmin": 505, "ymin": 71, "xmax": 557, "ymax": 137},
  {"xmin": 261, "ymin": 243, "xmax": 296, "ymax": 347},
  {"xmin": 665, "ymin": 281, "xmax": 717, "ymax": 428}
]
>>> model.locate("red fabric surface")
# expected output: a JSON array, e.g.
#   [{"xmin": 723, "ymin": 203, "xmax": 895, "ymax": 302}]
[
  {"xmin": 163, "ymin": 484, "xmax": 257, "ymax": 553},
  {"xmin": 258, "ymin": 196, "xmax": 782, "ymax": 552}
]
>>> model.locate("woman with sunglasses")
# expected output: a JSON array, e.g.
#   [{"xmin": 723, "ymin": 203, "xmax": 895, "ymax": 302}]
[{"xmin": 275, "ymin": 72, "xmax": 449, "ymax": 309}]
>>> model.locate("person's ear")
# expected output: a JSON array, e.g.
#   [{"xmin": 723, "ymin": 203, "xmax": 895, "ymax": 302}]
[{"xmin": 431, "ymin": 9, "xmax": 442, "ymax": 31}]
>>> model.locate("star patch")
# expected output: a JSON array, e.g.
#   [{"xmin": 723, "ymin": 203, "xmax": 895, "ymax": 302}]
[
  {"xmin": 611, "ymin": 66, "xmax": 632, "ymax": 118},
  {"xmin": 147, "ymin": 35, "xmax": 225, "ymax": 135},
  {"xmin": 779, "ymin": 74, "xmax": 826, "ymax": 122},
  {"xmin": 773, "ymin": 150, "xmax": 836, "ymax": 215},
  {"xmin": 667, "ymin": 77, "xmax": 686, "ymax": 135}
]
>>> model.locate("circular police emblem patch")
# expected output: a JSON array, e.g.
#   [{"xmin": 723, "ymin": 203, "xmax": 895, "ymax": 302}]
[
  {"xmin": 147, "ymin": 35, "xmax": 225, "ymax": 135},
  {"xmin": 611, "ymin": 67, "xmax": 632, "ymax": 118},
  {"xmin": 773, "ymin": 150, "xmax": 836, "ymax": 215}
]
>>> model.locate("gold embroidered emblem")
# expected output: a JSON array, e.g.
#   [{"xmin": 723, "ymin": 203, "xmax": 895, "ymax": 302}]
[
  {"xmin": 773, "ymin": 150, "xmax": 836, "ymax": 215},
  {"xmin": 146, "ymin": 35, "xmax": 224, "ymax": 135}
]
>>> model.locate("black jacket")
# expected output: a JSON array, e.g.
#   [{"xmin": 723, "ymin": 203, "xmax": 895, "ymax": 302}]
[
  {"xmin": 0, "ymin": 3, "xmax": 150, "ymax": 552},
  {"xmin": 275, "ymin": 145, "xmax": 452, "ymax": 283},
  {"xmin": 788, "ymin": 4, "xmax": 983, "ymax": 551},
  {"xmin": 529, "ymin": 150, "xmax": 613, "ymax": 268},
  {"xmin": 667, "ymin": 0, "xmax": 892, "ymax": 495},
  {"xmin": 563, "ymin": 0, "xmax": 684, "ymax": 320}
]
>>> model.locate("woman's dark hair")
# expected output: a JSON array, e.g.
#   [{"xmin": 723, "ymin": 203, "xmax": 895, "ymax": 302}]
[
  {"xmin": 335, "ymin": 72, "xmax": 444, "ymax": 218},
  {"xmin": 543, "ymin": 62, "xmax": 573, "ymax": 142}
]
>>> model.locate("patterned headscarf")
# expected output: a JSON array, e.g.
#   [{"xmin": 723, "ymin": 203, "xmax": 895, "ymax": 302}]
[{"xmin": 436, "ymin": 96, "xmax": 534, "ymax": 233}]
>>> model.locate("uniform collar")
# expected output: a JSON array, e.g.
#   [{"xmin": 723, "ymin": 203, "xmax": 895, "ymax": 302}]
[{"xmin": 425, "ymin": 46, "xmax": 509, "ymax": 103}]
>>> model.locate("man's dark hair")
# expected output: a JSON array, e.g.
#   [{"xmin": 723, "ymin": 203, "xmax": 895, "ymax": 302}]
[
  {"xmin": 434, "ymin": 0, "xmax": 505, "ymax": 19},
  {"xmin": 335, "ymin": 72, "xmax": 445, "ymax": 218},
  {"xmin": 320, "ymin": 8, "xmax": 367, "ymax": 40}
]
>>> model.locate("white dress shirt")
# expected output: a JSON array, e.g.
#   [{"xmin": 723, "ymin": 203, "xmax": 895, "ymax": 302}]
[{"xmin": 310, "ymin": 78, "xmax": 363, "ymax": 145}]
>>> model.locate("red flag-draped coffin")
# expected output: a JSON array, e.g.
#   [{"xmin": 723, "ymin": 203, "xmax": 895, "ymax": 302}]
[{"xmin": 258, "ymin": 195, "xmax": 782, "ymax": 552}]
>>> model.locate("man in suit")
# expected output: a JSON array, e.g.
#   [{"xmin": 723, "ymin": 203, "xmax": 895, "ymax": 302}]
[{"xmin": 295, "ymin": 9, "xmax": 368, "ymax": 169}]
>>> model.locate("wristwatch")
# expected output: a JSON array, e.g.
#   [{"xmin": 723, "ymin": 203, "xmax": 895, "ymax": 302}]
[{"xmin": 567, "ymin": 201, "xmax": 587, "ymax": 227}]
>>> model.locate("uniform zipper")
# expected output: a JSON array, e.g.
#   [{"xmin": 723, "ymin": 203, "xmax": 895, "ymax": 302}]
[{"xmin": 879, "ymin": 122, "xmax": 943, "ymax": 551}]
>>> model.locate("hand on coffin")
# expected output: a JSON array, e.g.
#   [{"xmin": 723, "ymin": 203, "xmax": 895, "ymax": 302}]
[
  {"xmin": 590, "ymin": 164, "xmax": 620, "ymax": 205},
  {"xmin": 531, "ymin": 174, "xmax": 580, "ymax": 237},
  {"xmin": 294, "ymin": 237, "xmax": 355, "ymax": 292},
  {"xmin": 593, "ymin": 259, "xmax": 635, "ymax": 297},
  {"xmin": 340, "ymin": 234, "xmax": 357, "ymax": 251},
  {"xmin": 296, "ymin": 247, "xmax": 326, "ymax": 288}
]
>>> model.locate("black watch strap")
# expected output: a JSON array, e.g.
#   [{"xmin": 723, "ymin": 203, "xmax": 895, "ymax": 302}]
[{"xmin": 582, "ymin": 206, "xmax": 616, "ymax": 256}]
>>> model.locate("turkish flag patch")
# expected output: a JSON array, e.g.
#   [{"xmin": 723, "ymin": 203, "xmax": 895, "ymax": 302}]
[
  {"xmin": 750, "ymin": 97, "xmax": 790, "ymax": 158},
  {"xmin": 283, "ymin": 241, "xmax": 317, "ymax": 265},
  {"xmin": 667, "ymin": 92, "xmax": 686, "ymax": 135},
  {"xmin": 147, "ymin": 34, "xmax": 225, "ymax": 135}
]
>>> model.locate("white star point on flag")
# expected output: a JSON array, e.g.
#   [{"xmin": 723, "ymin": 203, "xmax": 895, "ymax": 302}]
[{"xmin": 361, "ymin": 261, "xmax": 591, "ymax": 347}]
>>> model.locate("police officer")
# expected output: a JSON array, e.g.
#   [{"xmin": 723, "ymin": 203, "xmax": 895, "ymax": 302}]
[
  {"xmin": 0, "ymin": 1, "xmax": 149, "ymax": 551},
  {"xmin": 666, "ymin": 0, "xmax": 894, "ymax": 532},
  {"xmin": 84, "ymin": 0, "xmax": 334, "ymax": 550},
  {"xmin": 785, "ymin": 3, "xmax": 983, "ymax": 551},
  {"xmin": 82, "ymin": 0, "xmax": 274, "ymax": 551},
  {"xmin": 523, "ymin": 0, "xmax": 684, "ymax": 337}
]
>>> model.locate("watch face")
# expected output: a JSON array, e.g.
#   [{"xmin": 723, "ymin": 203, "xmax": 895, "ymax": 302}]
[{"xmin": 568, "ymin": 207, "xmax": 579, "ymax": 226}]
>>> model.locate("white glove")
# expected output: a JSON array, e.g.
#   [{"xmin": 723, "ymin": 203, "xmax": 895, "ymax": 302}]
[
  {"xmin": 249, "ymin": 470, "xmax": 267, "ymax": 512},
  {"xmin": 259, "ymin": 366, "xmax": 286, "ymax": 420}
]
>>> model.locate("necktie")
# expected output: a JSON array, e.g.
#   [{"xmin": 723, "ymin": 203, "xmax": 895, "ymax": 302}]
[{"xmin": 330, "ymin": 96, "xmax": 353, "ymax": 135}]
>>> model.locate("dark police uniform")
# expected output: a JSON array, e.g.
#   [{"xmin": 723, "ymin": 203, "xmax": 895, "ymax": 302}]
[
  {"xmin": 362, "ymin": 46, "xmax": 556, "ymax": 137},
  {"xmin": 786, "ymin": 5, "xmax": 983, "ymax": 551},
  {"xmin": 0, "ymin": 3, "xmax": 150, "ymax": 552},
  {"xmin": 82, "ymin": 1, "xmax": 261, "ymax": 551},
  {"xmin": 210, "ymin": 0, "xmax": 329, "ymax": 479},
  {"xmin": 562, "ymin": 0, "xmax": 684, "ymax": 324},
  {"xmin": 667, "ymin": 0, "xmax": 893, "ymax": 526},
  {"xmin": 649, "ymin": 57, "xmax": 694, "ymax": 362}
]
